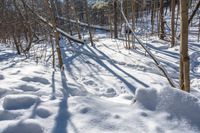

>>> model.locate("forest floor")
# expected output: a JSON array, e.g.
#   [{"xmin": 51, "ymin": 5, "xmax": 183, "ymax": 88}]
[{"xmin": 0, "ymin": 28, "xmax": 200, "ymax": 133}]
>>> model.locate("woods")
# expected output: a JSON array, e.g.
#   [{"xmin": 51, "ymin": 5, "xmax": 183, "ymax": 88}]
[
  {"xmin": 1, "ymin": 0, "xmax": 200, "ymax": 133},
  {"xmin": 1, "ymin": 0, "xmax": 198, "ymax": 92}
]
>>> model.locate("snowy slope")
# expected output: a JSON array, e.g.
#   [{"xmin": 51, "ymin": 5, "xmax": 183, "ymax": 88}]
[{"xmin": 1, "ymin": 31, "xmax": 200, "ymax": 133}]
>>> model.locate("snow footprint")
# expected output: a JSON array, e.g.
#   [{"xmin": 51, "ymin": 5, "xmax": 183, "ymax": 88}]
[
  {"xmin": 15, "ymin": 85, "xmax": 40, "ymax": 92},
  {"xmin": 3, "ymin": 94, "xmax": 39, "ymax": 110},
  {"xmin": 83, "ymin": 80, "xmax": 97, "ymax": 86},
  {"xmin": 101, "ymin": 88, "xmax": 117, "ymax": 97},
  {"xmin": 0, "ymin": 110, "xmax": 22, "ymax": 121},
  {"xmin": 36, "ymin": 107, "xmax": 51, "ymax": 118},
  {"xmin": 21, "ymin": 76, "xmax": 50, "ymax": 85},
  {"xmin": 2, "ymin": 119, "xmax": 43, "ymax": 133}
]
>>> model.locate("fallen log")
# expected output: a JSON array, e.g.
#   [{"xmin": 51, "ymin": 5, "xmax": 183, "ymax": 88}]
[
  {"xmin": 25, "ymin": 3, "xmax": 84, "ymax": 44},
  {"xmin": 58, "ymin": 16, "xmax": 111, "ymax": 32}
]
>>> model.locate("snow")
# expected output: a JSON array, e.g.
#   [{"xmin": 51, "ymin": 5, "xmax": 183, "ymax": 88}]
[
  {"xmin": 3, "ymin": 95, "xmax": 39, "ymax": 110},
  {"xmin": 1, "ymin": 9, "xmax": 200, "ymax": 133},
  {"xmin": 136, "ymin": 87, "xmax": 200, "ymax": 127},
  {"xmin": 1, "ymin": 119, "xmax": 43, "ymax": 133}
]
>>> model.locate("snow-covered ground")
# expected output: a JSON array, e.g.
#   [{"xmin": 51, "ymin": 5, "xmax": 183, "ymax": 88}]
[{"xmin": 1, "ymin": 15, "xmax": 200, "ymax": 132}]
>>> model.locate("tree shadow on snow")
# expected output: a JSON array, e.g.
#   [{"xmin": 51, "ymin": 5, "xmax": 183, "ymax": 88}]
[
  {"xmin": 61, "ymin": 38, "xmax": 150, "ymax": 94},
  {"xmin": 52, "ymin": 70, "xmax": 79, "ymax": 133}
]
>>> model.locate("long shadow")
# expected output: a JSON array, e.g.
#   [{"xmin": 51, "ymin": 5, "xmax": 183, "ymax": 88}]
[
  {"xmin": 64, "ymin": 40, "xmax": 103, "ymax": 84},
  {"xmin": 52, "ymin": 70, "xmax": 69, "ymax": 133},
  {"xmin": 61, "ymin": 38, "xmax": 148, "ymax": 94},
  {"xmin": 85, "ymin": 45, "xmax": 149, "ymax": 93},
  {"xmin": 52, "ymin": 70, "xmax": 79, "ymax": 133},
  {"xmin": 1, "ymin": 55, "xmax": 27, "ymax": 71},
  {"xmin": 51, "ymin": 71, "xmax": 56, "ymax": 100},
  {"xmin": 93, "ymin": 46, "xmax": 149, "ymax": 84},
  {"xmin": 61, "ymin": 41, "xmax": 91, "ymax": 95},
  {"xmin": 0, "ymin": 52, "xmax": 17, "ymax": 62},
  {"xmin": 146, "ymin": 43, "xmax": 180, "ymax": 59},
  {"xmin": 62, "ymin": 41, "xmax": 149, "ymax": 93},
  {"xmin": 62, "ymin": 41, "xmax": 83, "ymax": 79},
  {"xmin": 52, "ymin": 39, "xmax": 81, "ymax": 133}
]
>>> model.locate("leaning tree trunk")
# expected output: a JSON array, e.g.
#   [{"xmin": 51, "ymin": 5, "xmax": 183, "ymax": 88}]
[
  {"xmin": 180, "ymin": 0, "xmax": 190, "ymax": 92},
  {"xmin": 188, "ymin": 0, "xmax": 200, "ymax": 26}
]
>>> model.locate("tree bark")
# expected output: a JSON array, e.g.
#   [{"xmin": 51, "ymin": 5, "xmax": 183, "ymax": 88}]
[
  {"xmin": 84, "ymin": 0, "xmax": 94, "ymax": 46},
  {"xmin": 159, "ymin": 0, "xmax": 165, "ymax": 40},
  {"xmin": 151, "ymin": 0, "xmax": 155, "ymax": 34},
  {"xmin": 113, "ymin": 0, "xmax": 118, "ymax": 38},
  {"xmin": 131, "ymin": 0, "xmax": 136, "ymax": 48},
  {"xmin": 180, "ymin": 0, "xmax": 190, "ymax": 92},
  {"xmin": 44, "ymin": 0, "xmax": 63, "ymax": 69},
  {"xmin": 171, "ymin": 0, "xmax": 175, "ymax": 47}
]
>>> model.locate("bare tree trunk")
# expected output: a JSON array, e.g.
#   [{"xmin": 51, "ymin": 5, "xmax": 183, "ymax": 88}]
[
  {"xmin": 71, "ymin": 0, "xmax": 82, "ymax": 39},
  {"xmin": 131, "ymin": 0, "xmax": 136, "ymax": 48},
  {"xmin": 125, "ymin": 0, "xmax": 130, "ymax": 49},
  {"xmin": 44, "ymin": 0, "xmax": 63, "ymax": 69},
  {"xmin": 151, "ymin": 0, "xmax": 155, "ymax": 34},
  {"xmin": 84, "ymin": 0, "xmax": 94, "ymax": 46},
  {"xmin": 108, "ymin": 13, "xmax": 113, "ymax": 38},
  {"xmin": 65, "ymin": 0, "xmax": 73, "ymax": 35},
  {"xmin": 175, "ymin": 0, "xmax": 180, "ymax": 33},
  {"xmin": 50, "ymin": 34, "xmax": 55, "ymax": 69},
  {"xmin": 159, "ymin": 0, "xmax": 165, "ymax": 40},
  {"xmin": 171, "ymin": 0, "xmax": 175, "ymax": 47},
  {"xmin": 113, "ymin": 0, "xmax": 118, "ymax": 38},
  {"xmin": 12, "ymin": 26, "xmax": 21, "ymax": 55},
  {"xmin": 180, "ymin": 0, "xmax": 190, "ymax": 92},
  {"xmin": 198, "ymin": 17, "xmax": 200, "ymax": 42}
]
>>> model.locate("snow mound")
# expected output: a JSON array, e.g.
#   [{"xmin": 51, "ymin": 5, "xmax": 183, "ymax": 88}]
[
  {"xmin": 136, "ymin": 87, "xmax": 200, "ymax": 127},
  {"xmin": 3, "ymin": 95, "xmax": 39, "ymax": 110},
  {"xmin": 21, "ymin": 77, "xmax": 50, "ymax": 85},
  {"xmin": 135, "ymin": 88, "xmax": 157, "ymax": 110},
  {"xmin": 2, "ymin": 119, "xmax": 43, "ymax": 133}
]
